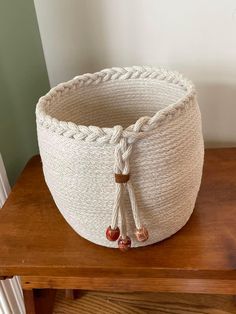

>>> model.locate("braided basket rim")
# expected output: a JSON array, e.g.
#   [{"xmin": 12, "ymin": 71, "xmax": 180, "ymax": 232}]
[{"xmin": 36, "ymin": 66, "xmax": 196, "ymax": 144}]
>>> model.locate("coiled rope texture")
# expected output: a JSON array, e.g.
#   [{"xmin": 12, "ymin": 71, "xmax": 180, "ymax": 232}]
[{"xmin": 36, "ymin": 66, "xmax": 202, "ymax": 249}]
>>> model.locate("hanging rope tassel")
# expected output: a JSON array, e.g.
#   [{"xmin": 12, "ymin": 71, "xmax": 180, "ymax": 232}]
[
  {"xmin": 127, "ymin": 181, "xmax": 149, "ymax": 242},
  {"xmin": 106, "ymin": 136, "xmax": 149, "ymax": 251},
  {"xmin": 117, "ymin": 184, "xmax": 131, "ymax": 252},
  {"xmin": 106, "ymin": 183, "xmax": 122, "ymax": 241}
]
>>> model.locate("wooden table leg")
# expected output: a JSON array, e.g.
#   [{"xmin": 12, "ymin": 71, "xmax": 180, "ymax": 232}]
[
  {"xmin": 23, "ymin": 289, "xmax": 56, "ymax": 314},
  {"xmin": 23, "ymin": 290, "xmax": 36, "ymax": 314},
  {"xmin": 65, "ymin": 289, "xmax": 80, "ymax": 300}
]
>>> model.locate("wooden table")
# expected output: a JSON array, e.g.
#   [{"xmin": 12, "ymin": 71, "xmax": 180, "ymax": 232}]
[{"xmin": 0, "ymin": 148, "xmax": 236, "ymax": 313}]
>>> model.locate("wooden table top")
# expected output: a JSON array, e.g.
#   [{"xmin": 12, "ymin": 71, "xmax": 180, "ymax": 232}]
[{"xmin": 0, "ymin": 149, "xmax": 236, "ymax": 285}]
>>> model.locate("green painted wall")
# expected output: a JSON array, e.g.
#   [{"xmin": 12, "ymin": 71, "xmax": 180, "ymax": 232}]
[{"xmin": 0, "ymin": 1, "xmax": 49, "ymax": 185}]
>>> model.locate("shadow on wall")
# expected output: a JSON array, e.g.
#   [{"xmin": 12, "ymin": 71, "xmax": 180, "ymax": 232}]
[
  {"xmin": 40, "ymin": 0, "xmax": 146, "ymax": 85},
  {"xmin": 59, "ymin": 1, "xmax": 112, "ymax": 79},
  {"xmin": 34, "ymin": 1, "xmax": 236, "ymax": 149},
  {"xmin": 196, "ymin": 83, "xmax": 236, "ymax": 148}
]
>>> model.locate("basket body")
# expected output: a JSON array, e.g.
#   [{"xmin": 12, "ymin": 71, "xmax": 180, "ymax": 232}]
[{"xmin": 36, "ymin": 67, "xmax": 204, "ymax": 248}]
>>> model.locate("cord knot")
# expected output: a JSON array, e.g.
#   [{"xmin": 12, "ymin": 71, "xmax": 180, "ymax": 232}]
[{"xmin": 110, "ymin": 125, "xmax": 124, "ymax": 144}]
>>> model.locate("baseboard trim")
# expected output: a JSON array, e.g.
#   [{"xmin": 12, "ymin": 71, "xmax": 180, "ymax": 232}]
[{"xmin": 0, "ymin": 153, "xmax": 25, "ymax": 314}]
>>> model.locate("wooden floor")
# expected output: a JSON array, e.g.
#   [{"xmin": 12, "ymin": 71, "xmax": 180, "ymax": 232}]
[{"xmin": 53, "ymin": 290, "xmax": 236, "ymax": 314}]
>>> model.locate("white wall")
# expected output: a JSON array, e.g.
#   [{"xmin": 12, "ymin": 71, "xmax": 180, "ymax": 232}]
[{"xmin": 34, "ymin": 0, "xmax": 236, "ymax": 146}]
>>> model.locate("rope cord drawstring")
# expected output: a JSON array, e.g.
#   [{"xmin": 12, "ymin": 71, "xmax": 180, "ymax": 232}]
[{"xmin": 106, "ymin": 136, "xmax": 149, "ymax": 251}]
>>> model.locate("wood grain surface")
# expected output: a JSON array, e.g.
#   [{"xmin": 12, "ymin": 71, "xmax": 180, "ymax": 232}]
[
  {"xmin": 24, "ymin": 289, "xmax": 56, "ymax": 314},
  {"xmin": 20, "ymin": 276, "xmax": 236, "ymax": 295},
  {"xmin": 1, "ymin": 148, "xmax": 236, "ymax": 294},
  {"xmin": 53, "ymin": 290, "xmax": 236, "ymax": 314}
]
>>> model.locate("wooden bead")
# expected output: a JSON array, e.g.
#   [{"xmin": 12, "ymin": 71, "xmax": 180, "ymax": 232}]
[
  {"xmin": 135, "ymin": 226, "xmax": 149, "ymax": 242},
  {"xmin": 118, "ymin": 236, "xmax": 131, "ymax": 252},
  {"xmin": 106, "ymin": 226, "xmax": 120, "ymax": 241}
]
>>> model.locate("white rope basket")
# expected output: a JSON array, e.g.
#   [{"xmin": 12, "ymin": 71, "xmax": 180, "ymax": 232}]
[{"xmin": 36, "ymin": 66, "xmax": 204, "ymax": 251}]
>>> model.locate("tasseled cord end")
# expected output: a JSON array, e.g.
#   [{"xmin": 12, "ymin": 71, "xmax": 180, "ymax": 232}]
[{"xmin": 106, "ymin": 172, "xmax": 149, "ymax": 252}]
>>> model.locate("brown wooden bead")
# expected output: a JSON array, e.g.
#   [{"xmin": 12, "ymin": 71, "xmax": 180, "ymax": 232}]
[
  {"xmin": 118, "ymin": 236, "xmax": 131, "ymax": 252},
  {"xmin": 106, "ymin": 226, "xmax": 120, "ymax": 241},
  {"xmin": 135, "ymin": 226, "xmax": 149, "ymax": 242},
  {"xmin": 115, "ymin": 173, "xmax": 130, "ymax": 183}
]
